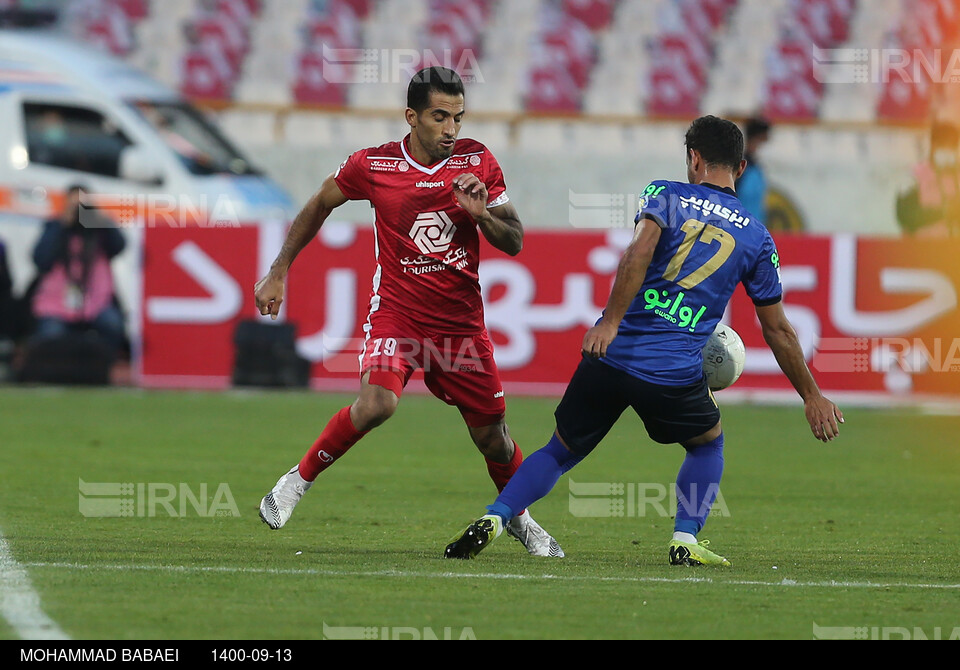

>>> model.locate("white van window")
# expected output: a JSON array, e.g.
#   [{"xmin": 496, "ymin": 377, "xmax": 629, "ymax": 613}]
[
  {"xmin": 130, "ymin": 101, "xmax": 258, "ymax": 177},
  {"xmin": 24, "ymin": 102, "xmax": 131, "ymax": 177}
]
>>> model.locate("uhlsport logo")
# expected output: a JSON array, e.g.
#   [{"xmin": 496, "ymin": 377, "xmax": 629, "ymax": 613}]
[{"xmin": 410, "ymin": 211, "xmax": 457, "ymax": 254}]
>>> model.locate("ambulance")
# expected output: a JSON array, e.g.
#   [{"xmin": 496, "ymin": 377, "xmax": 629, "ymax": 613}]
[{"xmin": 0, "ymin": 29, "xmax": 295, "ymax": 339}]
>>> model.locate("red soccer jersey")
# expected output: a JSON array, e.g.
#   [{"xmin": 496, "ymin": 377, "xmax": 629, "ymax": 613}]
[{"xmin": 334, "ymin": 134, "xmax": 510, "ymax": 334}]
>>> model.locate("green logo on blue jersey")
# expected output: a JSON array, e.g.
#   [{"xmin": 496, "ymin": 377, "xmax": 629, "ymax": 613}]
[{"xmin": 643, "ymin": 288, "xmax": 708, "ymax": 332}]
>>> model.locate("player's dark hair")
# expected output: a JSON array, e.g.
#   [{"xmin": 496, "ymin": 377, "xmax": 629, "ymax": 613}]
[
  {"xmin": 744, "ymin": 116, "xmax": 771, "ymax": 141},
  {"xmin": 407, "ymin": 66, "xmax": 465, "ymax": 113},
  {"xmin": 685, "ymin": 115, "xmax": 744, "ymax": 171}
]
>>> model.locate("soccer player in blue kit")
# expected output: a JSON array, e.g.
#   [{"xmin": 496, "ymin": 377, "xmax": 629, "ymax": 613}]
[{"xmin": 444, "ymin": 116, "xmax": 843, "ymax": 566}]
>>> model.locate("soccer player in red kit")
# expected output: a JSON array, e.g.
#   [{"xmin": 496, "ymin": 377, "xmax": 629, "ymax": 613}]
[{"xmin": 254, "ymin": 66, "xmax": 563, "ymax": 557}]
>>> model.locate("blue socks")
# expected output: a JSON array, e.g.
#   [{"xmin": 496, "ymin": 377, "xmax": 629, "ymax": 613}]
[
  {"xmin": 487, "ymin": 434, "xmax": 582, "ymax": 523},
  {"xmin": 674, "ymin": 433, "xmax": 725, "ymax": 537},
  {"xmin": 483, "ymin": 431, "xmax": 724, "ymax": 537}
]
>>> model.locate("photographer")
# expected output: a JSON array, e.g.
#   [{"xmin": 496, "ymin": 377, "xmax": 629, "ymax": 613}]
[{"xmin": 30, "ymin": 184, "xmax": 127, "ymax": 358}]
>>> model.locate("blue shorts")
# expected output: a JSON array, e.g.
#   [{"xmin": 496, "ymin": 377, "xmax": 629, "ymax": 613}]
[{"xmin": 555, "ymin": 357, "xmax": 721, "ymax": 455}]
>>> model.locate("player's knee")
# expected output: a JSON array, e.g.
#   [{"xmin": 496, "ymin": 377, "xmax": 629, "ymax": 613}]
[
  {"xmin": 470, "ymin": 424, "xmax": 512, "ymax": 462},
  {"xmin": 351, "ymin": 393, "xmax": 398, "ymax": 431}
]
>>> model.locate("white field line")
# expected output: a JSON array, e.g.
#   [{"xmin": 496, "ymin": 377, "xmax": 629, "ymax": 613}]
[
  {"xmin": 0, "ymin": 534, "xmax": 69, "ymax": 640},
  {"xmin": 21, "ymin": 561, "xmax": 960, "ymax": 590}
]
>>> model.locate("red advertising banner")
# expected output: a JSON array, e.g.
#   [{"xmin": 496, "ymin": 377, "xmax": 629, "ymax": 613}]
[{"xmin": 140, "ymin": 225, "xmax": 960, "ymax": 399}]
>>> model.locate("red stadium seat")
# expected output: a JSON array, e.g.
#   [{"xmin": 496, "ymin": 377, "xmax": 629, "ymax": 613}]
[
  {"xmin": 180, "ymin": 45, "xmax": 236, "ymax": 101},
  {"xmin": 338, "ymin": 0, "xmax": 373, "ymax": 20},
  {"xmin": 292, "ymin": 49, "xmax": 349, "ymax": 106},
  {"xmin": 793, "ymin": 0, "xmax": 855, "ymax": 48},
  {"xmin": 114, "ymin": 0, "xmax": 149, "ymax": 21},
  {"xmin": 539, "ymin": 24, "xmax": 595, "ymax": 89},
  {"xmin": 526, "ymin": 66, "xmax": 582, "ymax": 112},
  {"xmin": 562, "ymin": 0, "xmax": 615, "ymax": 31},
  {"xmin": 764, "ymin": 78, "xmax": 821, "ymax": 120},
  {"xmin": 877, "ymin": 70, "xmax": 932, "ymax": 121},
  {"xmin": 193, "ymin": 15, "xmax": 248, "ymax": 74},
  {"xmin": 699, "ymin": 0, "xmax": 739, "ymax": 27},
  {"xmin": 439, "ymin": 0, "xmax": 489, "ymax": 26},
  {"xmin": 217, "ymin": 0, "xmax": 255, "ymax": 28},
  {"xmin": 427, "ymin": 14, "xmax": 479, "ymax": 55},
  {"xmin": 306, "ymin": 17, "xmax": 359, "ymax": 50},
  {"xmin": 81, "ymin": 9, "xmax": 135, "ymax": 56},
  {"xmin": 773, "ymin": 40, "xmax": 823, "ymax": 91},
  {"xmin": 657, "ymin": 34, "xmax": 710, "ymax": 87},
  {"xmin": 306, "ymin": 0, "xmax": 363, "ymax": 48},
  {"xmin": 647, "ymin": 66, "xmax": 702, "ymax": 116}
]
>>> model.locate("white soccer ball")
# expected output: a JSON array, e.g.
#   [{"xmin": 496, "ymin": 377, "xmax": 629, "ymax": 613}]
[{"xmin": 702, "ymin": 324, "xmax": 746, "ymax": 391}]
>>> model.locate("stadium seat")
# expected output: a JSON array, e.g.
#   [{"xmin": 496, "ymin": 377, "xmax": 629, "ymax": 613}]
[
  {"xmin": 292, "ymin": 48, "xmax": 349, "ymax": 106},
  {"xmin": 562, "ymin": 0, "xmax": 616, "ymax": 31},
  {"xmin": 647, "ymin": 66, "xmax": 703, "ymax": 116},
  {"xmin": 115, "ymin": 0, "xmax": 150, "ymax": 21},
  {"xmin": 526, "ymin": 65, "xmax": 583, "ymax": 113},
  {"xmin": 180, "ymin": 41, "xmax": 237, "ymax": 101},
  {"xmin": 877, "ymin": 75, "xmax": 933, "ymax": 122}
]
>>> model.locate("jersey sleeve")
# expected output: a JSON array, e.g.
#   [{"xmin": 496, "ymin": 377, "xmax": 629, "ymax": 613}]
[
  {"xmin": 743, "ymin": 230, "xmax": 783, "ymax": 306},
  {"xmin": 484, "ymin": 150, "xmax": 509, "ymax": 209},
  {"xmin": 333, "ymin": 150, "xmax": 371, "ymax": 201},
  {"xmin": 634, "ymin": 180, "xmax": 673, "ymax": 229}
]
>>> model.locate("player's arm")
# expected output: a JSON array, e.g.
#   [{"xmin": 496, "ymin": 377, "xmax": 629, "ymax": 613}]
[
  {"xmin": 582, "ymin": 217, "xmax": 662, "ymax": 358},
  {"xmin": 755, "ymin": 301, "xmax": 844, "ymax": 442},
  {"xmin": 254, "ymin": 173, "xmax": 348, "ymax": 320},
  {"xmin": 452, "ymin": 172, "xmax": 523, "ymax": 256}
]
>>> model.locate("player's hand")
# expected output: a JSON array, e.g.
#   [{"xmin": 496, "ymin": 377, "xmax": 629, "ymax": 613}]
[
  {"xmin": 453, "ymin": 173, "xmax": 489, "ymax": 220},
  {"xmin": 804, "ymin": 395, "xmax": 844, "ymax": 442},
  {"xmin": 254, "ymin": 271, "xmax": 285, "ymax": 320},
  {"xmin": 581, "ymin": 320, "xmax": 619, "ymax": 359}
]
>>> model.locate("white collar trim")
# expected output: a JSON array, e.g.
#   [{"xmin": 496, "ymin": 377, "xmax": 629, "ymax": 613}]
[{"xmin": 401, "ymin": 137, "xmax": 450, "ymax": 176}]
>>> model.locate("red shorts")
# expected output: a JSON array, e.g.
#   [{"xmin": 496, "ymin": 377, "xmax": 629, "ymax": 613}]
[{"xmin": 359, "ymin": 311, "xmax": 506, "ymax": 427}]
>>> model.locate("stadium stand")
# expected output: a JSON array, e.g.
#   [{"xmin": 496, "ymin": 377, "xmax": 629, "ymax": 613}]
[
  {"xmin": 5, "ymin": 0, "xmax": 953, "ymax": 163},
  {"xmin": 33, "ymin": 0, "xmax": 951, "ymax": 124}
]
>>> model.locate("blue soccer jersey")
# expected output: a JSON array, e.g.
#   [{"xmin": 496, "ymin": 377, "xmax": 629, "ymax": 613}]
[{"xmin": 601, "ymin": 180, "xmax": 783, "ymax": 386}]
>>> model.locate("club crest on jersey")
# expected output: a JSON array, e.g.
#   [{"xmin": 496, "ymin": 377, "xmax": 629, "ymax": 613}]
[{"xmin": 410, "ymin": 211, "xmax": 457, "ymax": 254}]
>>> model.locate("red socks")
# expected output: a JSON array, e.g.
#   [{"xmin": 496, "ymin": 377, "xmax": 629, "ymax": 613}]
[
  {"xmin": 485, "ymin": 441, "xmax": 523, "ymax": 493},
  {"xmin": 298, "ymin": 406, "xmax": 367, "ymax": 482},
  {"xmin": 298, "ymin": 410, "xmax": 524, "ymax": 505}
]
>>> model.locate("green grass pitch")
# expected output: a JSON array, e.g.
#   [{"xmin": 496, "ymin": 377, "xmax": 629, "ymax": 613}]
[{"xmin": 0, "ymin": 387, "xmax": 958, "ymax": 640}]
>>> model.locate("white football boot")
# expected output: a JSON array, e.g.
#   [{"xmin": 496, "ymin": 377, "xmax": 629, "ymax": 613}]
[
  {"xmin": 506, "ymin": 510, "xmax": 565, "ymax": 557},
  {"xmin": 259, "ymin": 466, "xmax": 312, "ymax": 529}
]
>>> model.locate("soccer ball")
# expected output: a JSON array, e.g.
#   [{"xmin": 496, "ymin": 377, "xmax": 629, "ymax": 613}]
[{"xmin": 702, "ymin": 324, "xmax": 746, "ymax": 391}]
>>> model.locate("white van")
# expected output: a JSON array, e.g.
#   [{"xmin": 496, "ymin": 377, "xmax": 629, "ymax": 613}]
[{"xmin": 0, "ymin": 29, "xmax": 295, "ymax": 330}]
